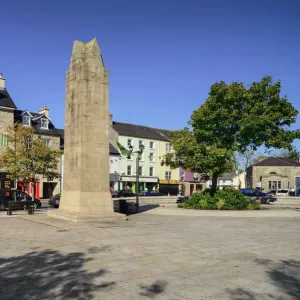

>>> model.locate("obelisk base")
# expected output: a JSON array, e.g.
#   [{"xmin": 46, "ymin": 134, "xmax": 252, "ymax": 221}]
[{"xmin": 48, "ymin": 210, "xmax": 126, "ymax": 223}]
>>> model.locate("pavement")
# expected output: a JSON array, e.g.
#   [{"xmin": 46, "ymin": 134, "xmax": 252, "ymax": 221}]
[{"xmin": 0, "ymin": 201, "xmax": 300, "ymax": 300}]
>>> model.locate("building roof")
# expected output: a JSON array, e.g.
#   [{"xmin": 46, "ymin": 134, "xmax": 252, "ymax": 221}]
[
  {"xmin": 219, "ymin": 173, "xmax": 236, "ymax": 180},
  {"xmin": 252, "ymin": 156, "xmax": 300, "ymax": 167},
  {"xmin": 0, "ymin": 89, "xmax": 17, "ymax": 109},
  {"xmin": 14, "ymin": 110, "xmax": 61, "ymax": 137},
  {"xmin": 112, "ymin": 121, "xmax": 171, "ymax": 142},
  {"xmin": 57, "ymin": 129, "xmax": 119, "ymax": 155}
]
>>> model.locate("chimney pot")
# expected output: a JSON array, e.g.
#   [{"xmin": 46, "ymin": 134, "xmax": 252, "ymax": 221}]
[
  {"xmin": 0, "ymin": 73, "xmax": 5, "ymax": 89},
  {"xmin": 39, "ymin": 105, "xmax": 50, "ymax": 116}
]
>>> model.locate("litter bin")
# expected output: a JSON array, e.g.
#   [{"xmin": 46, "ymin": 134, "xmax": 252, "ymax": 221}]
[
  {"xmin": 28, "ymin": 206, "xmax": 34, "ymax": 215},
  {"xmin": 119, "ymin": 200, "xmax": 127, "ymax": 214}
]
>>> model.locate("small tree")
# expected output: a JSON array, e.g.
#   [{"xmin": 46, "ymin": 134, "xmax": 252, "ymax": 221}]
[
  {"xmin": 0, "ymin": 123, "xmax": 61, "ymax": 199},
  {"xmin": 163, "ymin": 76, "xmax": 300, "ymax": 195}
]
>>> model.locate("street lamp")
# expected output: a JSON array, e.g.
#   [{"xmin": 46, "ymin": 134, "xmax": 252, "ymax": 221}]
[{"xmin": 128, "ymin": 144, "xmax": 144, "ymax": 213}]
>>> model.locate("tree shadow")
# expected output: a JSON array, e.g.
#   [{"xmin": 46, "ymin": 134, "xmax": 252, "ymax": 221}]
[
  {"xmin": 0, "ymin": 249, "xmax": 115, "ymax": 300},
  {"xmin": 227, "ymin": 259, "xmax": 300, "ymax": 300},
  {"xmin": 139, "ymin": 280, "xmax": 168, "ymax": 298}
]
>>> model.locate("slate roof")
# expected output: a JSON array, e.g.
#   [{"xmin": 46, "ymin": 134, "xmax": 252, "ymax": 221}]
[
  {"xmin": 219, "ymin": 173, "xmax": 236, "ymax": 180},
  {"xmin": 14, "ymin": 110, "xmax": 61, "ymax": 137},
  {"xmin": 112, "ymin": 122, "xmax": 171, "ymax": 141},
  {"xmin": 252, "ymin": 156, "xmax": 300, "ymax": 167},
  {"xmin": 57, "ymin": 129, "xmax": 119, "ymax": 155},
  {"xmin": 0, "ymin": 89, "xmax": 17, "ymax": 109}
]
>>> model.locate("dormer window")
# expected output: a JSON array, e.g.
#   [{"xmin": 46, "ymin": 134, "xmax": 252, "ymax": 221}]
[
  {"xmin": 22, "ymin": 115, "xmax": 30, "ymax": 126},
  {"xmin": 41, "ymin": 118, "xmax": 49, "ymax": 129}
]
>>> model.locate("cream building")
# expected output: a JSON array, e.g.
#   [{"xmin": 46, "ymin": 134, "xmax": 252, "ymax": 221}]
[
  {"xmin": 113, "ymin": 122, "xmax": 180, "ymax": 195},
  {"xmin": 246, "ymin": 156, "xmax": 300, "ymax": 193}
]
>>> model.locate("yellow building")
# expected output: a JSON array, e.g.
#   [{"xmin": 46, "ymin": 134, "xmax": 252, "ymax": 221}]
[{"xmin": 113, "ymin": 122, "xmax": 180, "ymax": 195}]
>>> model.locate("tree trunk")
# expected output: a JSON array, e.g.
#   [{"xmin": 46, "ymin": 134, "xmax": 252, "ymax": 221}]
[{"xmin": 211, "ymin": 173, "xmax": 219, "ymax": 196}]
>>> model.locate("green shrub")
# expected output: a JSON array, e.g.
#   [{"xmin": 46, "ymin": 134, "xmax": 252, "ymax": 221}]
[
  {"xmin": 213, "ymin": 189, "xmax": 249, "ymax": 210},
  {"xmin": 177, "ymin": 203, "xmax": 185, "ymax": 208},
  {"xmin": 247, "ymin": 201, "xmax": 261, "ymax": 210},
  {"xmin": 184, "ymin": 192, "xmax": 211, "ymax": 209},
  {"xmin": 199, "ymin": 199, "xmax": 208, "ymax": 209},
  {"xmin": 217, "ymin": 199, "xmax": 225, "ymax": 210}
]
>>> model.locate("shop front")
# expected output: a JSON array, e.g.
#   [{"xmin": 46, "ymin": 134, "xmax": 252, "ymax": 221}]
[
  {"xmin": 117, "ymin": 176, "xmax": 159, "ymax": 192},
  {"xmin": 180, "ymin": 169, "xmax": 205, "ymax": 196},
  {"xmin": 159, "ymin": 180, "xmax": 181, "ymax": 196}
]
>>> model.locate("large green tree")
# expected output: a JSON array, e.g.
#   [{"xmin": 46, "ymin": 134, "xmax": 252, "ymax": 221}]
[
  {"xmin": 163, "ymin": 76, "xmax": 300, "ymax": 194},
  {"xmin": 0, "ymin": 123, "xmax": 61, "ymax": 198}
]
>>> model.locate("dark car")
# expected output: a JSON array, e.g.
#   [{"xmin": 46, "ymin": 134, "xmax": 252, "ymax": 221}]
[
  {"xmin": 139, "ymin": 190, "xmax": 163, "ymax": 197},
  {"xmin": 49, "ymin": 193, "xmax": 61, "ymax": 208},
  {"xmin": 240, "ymin": 188, "xmax": 277, "ymax": 204},
  {"xmin": 0, "ymin": 189, "xmax": 42, "ymax": 210},
  {"xmin": 115, "ymin": 190, "xmax": 136, "ymax": 198}
]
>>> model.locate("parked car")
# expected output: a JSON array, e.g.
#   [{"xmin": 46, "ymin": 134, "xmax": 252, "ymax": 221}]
[
  {"xmin": 139, "ymin": 190, "xmax": 163, "ymax": 197},
  {"xmin": 115, "ymin": 190, "xmax": 136, "ymax": 198},
  {"xmin": 276, "ymin": 189, "xmax": 289, "ymax": 197},
  {"xmin": 49, "ymin": 193, "xmax": 61, "ymax": 208},
  {"xmin": 240, "ymin": 188, "xmax": 277, "ymax": 204},
  {"xmin": 0, "ymin": 189, "xmax": 41, "ymax": 210},
  {"xmin": 289, "ymin": 189, "xmax": 296, "ymax": 197}
]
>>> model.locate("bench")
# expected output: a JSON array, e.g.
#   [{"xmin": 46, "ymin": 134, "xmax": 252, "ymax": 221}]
[{"xmin": 7, "ymin": 201, "xmax": 35, "ymax": 216}]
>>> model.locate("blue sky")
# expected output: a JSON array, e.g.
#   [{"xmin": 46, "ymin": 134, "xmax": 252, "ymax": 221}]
[{"xmin": 1, "ymin": 0, "xmax": 300, "ymax": 146}]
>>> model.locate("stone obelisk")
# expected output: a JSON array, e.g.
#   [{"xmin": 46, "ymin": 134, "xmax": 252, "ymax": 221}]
[{"xmin": 49, "ymin": 38, "xmax": 124, "ymax": 222}]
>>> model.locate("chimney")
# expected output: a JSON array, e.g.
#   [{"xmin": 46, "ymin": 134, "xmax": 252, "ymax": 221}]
[
  {"xmin": 39, "ymin": 105, "xmax": 49, "ymax": 116},
  {"xmin": 109, "ymin": 114, "xmax": 113, "ymax": 126},
  {"xmin": 0, "ymin": 73, "xmax": 5, "ymax": 89}
]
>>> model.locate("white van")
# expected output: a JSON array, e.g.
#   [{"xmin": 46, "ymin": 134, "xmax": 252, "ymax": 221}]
[{"xmin": 276, "ymin": 190, "xmax": 289, "ymax": 197}]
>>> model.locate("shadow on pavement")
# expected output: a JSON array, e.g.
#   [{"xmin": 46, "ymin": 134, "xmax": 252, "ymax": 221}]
[
  {"xmin": 0, "ymin": 249, "xmax": 168, "ymax": 300},
  {"xmin": 0, "ymin": 249, "xmax": 115, "ymax": 300},
  {"xmin": 227, "ymin": 259, "xmax": 300, "ymax": 300},
  {"xmin": 139, "ymin": 280, "xmax": 168, "ymax": 298}
]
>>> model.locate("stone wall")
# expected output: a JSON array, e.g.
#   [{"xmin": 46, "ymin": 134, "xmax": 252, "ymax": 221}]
[{"xmin": 0, "ymin": 109, "xmax": 14, "ymax": 154}]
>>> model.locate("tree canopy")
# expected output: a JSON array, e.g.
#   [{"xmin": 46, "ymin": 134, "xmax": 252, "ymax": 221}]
[
  {"xmin": 0, "ymin": 123, "xmax": 61, "ymax": 195},
  {"xmin": 163, "ymin": 76, "xmax": 300, "ymax": 194}
]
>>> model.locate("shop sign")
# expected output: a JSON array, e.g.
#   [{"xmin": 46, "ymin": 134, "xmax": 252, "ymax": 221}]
[
  {"xmin": 121, "ymin": 176, "xmax": 158, "ymax": 183},
  {"xmin": 159, "ymin": 180, "xmax": 181, "ymax": 185}
]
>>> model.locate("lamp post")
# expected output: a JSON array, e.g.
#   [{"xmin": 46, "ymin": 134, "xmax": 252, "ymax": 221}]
[{"xmin": 128, "ymin": 144, "xmax": 144, "ymax": 213}]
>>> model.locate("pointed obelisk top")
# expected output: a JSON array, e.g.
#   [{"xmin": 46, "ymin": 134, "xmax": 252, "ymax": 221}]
[{"xmin": 70, "ymin": 38, "xmax": 104, "ymax": 66}]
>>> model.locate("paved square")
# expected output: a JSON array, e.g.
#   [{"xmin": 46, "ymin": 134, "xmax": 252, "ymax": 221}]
[{"xmin": 0, "ymin": 207, "xmax": 300, "ymax": 300}]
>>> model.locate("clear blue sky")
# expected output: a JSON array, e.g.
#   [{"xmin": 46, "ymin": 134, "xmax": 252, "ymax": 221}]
[{"xmin": 1, "ymin": 0, "xmax": 300, "ymax": 146}]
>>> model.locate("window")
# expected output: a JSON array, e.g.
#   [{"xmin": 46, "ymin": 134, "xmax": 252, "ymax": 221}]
[
  {"xmin": 166, "ymin": 143, "xmax": 172, "ymax": 153},
  {"xmin": 127, "ymin": 165, "xmax": 132, "ymax": 176},
  {"xmin": 22, "ymin": 115, "xmax": 30, "ymax": 126},
  {"xmin": 41, "ymin": 118, "xmax": 49, "ymax": 129},
  {"xmin": 180, "ymin": 172, "xmax": 185, "ymax": 181},
  {"xmin": 165, "ymin": 171, "xmax": 171, "ymax": 180},
  {"xmin": 149, "ymin": 153, "xmax": 154, "ymax": 162},
  {"xmin": 127, "ymin": 139, "xmax": 132, "ymax": 147},
  {"xmin": 1, "ymin": 134, "xmax": 8, "ymax": 146},
  {"xmin": 139, "ymin": 140, "xmax": 144, "ymax": 147},
  {"xmin": 138, "ymin": 166, "xmax": 143, "ymax": 176},
  {"xmin": 278, "ymin": 181, "xmax": 281, "ymax": 189},
  {"xmin": 149, "ymin": 167, "xmax": 154, "ymax": 177},
  {"xmin": 269, "ymin": 181, "xmax": 272, "ymax": 190},
  {"xmin": 150, "ymin": 141, "xmax": 154, "ymax": 149},
  {"xmin": 44, "ymin": 139, "xmax": 51, "ymax": 148}
]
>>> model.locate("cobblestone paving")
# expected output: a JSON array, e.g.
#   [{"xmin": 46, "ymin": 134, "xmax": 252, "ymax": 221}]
[{"xmin": 0, "ymin": 209, "xmax": 300, "ymax": 300}]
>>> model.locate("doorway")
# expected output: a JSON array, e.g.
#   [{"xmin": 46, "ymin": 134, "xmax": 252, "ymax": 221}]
[{"xmin": 43, "ymin": 182, "xmax": 57, "ymax": 199}]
